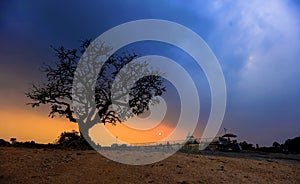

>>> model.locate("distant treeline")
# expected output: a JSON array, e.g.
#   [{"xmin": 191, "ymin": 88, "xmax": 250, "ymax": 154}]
[
  {"xmin": 238, "ymin": 137, "xmax": 300, "ymax": 153},
  {"xmin": 0, "ymin": 131, "xmax": 92, "ymax": 150},
  {"xmin": 0, "ymin": 140, "xmax": 59, "ymax": 149},
  {"xmin": 1, "ymin": 131, "xmax": 299, "ymax": 153}
]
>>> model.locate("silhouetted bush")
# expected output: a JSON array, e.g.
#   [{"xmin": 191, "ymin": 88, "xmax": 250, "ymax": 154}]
[
  {"xmin": 239, "ymin": 141, "xmax": 255, "ymax": 151},
  {"xmin": 56, "ymin": 131, "xmax": 92, "ymax": 150},
  {"xmin": 282, "ymin": 137, "xmax": 300, "ymax": 153},
  {"xmin": 272, "ymin": 141, "xmax": 280, "ymax": 148},
  {"xmin": 0, "ymin": 139, "xmax": 10, "ymax": 146}
]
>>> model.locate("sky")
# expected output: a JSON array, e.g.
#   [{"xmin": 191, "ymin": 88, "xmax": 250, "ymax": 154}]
[{"xmin": 0, "ymin": 0, "xmax": 299, "ymax": 146}]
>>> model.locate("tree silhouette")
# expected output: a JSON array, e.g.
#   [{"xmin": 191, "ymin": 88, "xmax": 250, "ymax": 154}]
[
  {"xmin": 283, "ymin": 137, "xmax": 300, "ymax": 153},
  {"xmin": 56, "ymin": 130, "xmax": 91, "ymax": 149},
  {"xmin": 272, "ymin": 141, "xmax": 280, "ymax": 148},
  {"xmin": 0, "ymin": 139, "xmax": 10, "ymax": 146},
  {"xmin": 26, "ymin": 40, "xmax": 166, "ymax": 145},
  {"xmin": 10, "ymin": 138, "xmax": 17, "ymax": 144}
]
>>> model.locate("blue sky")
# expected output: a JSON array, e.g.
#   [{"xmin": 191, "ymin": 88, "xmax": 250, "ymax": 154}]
[{"xmin": 0, "ymin": 0, "xmax": 299, "ymax": 146}]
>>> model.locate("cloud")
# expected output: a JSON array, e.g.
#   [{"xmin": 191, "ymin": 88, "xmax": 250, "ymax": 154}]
[
  {"xmin": 172, "ymin": 0, "xmax": 300, "ymax": 100},
  {"xmin": 163, "ymin": 0, "xmax": 300, "ymax": 144}
]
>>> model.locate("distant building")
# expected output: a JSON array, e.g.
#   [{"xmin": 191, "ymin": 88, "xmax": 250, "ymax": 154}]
[
  {"xmin": 119, "ymin": 144, "xmax": 127, "ymax": 148},
  {"xmin": 186, "ymin": 133, "xmax": 197, "ymax": 144},
  {"xmin": 111, "ymin": 143, "xmax": 118, "ymax": 148},
  {"xmin": 111, "ymin": 143, "xmax": 127, "ymax": 148}
]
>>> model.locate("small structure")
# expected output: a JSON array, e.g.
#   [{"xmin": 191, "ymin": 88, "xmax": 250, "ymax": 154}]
[
  {"xmin": 182, "ymin": 133, "xmax": 199, "ymax": 151},
  {"xmin": 186, "ymin": 134, "xmax": 196, "ymax": 144},
  {"xmin": 111, "ymin": 143, "xmax": 118, "ymax": 148},
  {"xmin": 185, "ymin": 132, "xmax": 198, "ymax": 144},
  {"xmin": 217, "ymin": 133, "xmax": 241, "ymax": 151}
]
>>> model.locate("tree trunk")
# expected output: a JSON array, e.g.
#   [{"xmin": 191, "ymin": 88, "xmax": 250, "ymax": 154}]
[{"xmin": 78, "ymin": 123, "xmax": 95, "ymax": 150}]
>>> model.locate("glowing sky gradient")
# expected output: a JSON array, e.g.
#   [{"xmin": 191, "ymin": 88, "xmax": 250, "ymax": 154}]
[{"xmin": 0, "ymin": 0, "xmax": 299, "ymax": 146}]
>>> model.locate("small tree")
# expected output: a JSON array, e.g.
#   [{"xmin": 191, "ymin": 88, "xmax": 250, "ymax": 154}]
[
  {"xmin": 272, "ymin": 141, "xmax": 280, "ymax": 148},
  {"xmin": 10, "ymin": 138, "xmax": 17, "ymax": 144},
  {"xmin": 283, "ymin": 137, "xmax": 300, "ymax": 153}
]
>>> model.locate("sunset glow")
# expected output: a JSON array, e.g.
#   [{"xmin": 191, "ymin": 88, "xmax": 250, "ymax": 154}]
[
  {"xmin": 0, "ymin": 108, "xmax": 78, "ymax": 143},
  {"xmin": 89, "ymin": 121, "xmax": 174, "ymax": 146}
]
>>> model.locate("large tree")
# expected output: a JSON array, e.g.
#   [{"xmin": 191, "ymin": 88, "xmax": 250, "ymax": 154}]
[{"xmin": 26, "ymin": 40, "xmax": 165, "ymax": 145}]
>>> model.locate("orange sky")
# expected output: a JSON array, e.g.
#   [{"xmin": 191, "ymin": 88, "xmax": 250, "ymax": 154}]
[
  {"xmin": 0, "ymin": 102, "xmax": 181, "ymax": 145},
  {"xmin": 0, "ymin": 90, "xmax": 198, "ymax": 146},
  {"xmin": 0, "ymin": 108, "xmax": 78, "ymax": 144},
  {"xmin": 0, "ymin": 107, "xmax": 179, "ymax": 146},
  {"xmin": 106, "ymin": 122, "xmax": 172, "ymax": 143}
]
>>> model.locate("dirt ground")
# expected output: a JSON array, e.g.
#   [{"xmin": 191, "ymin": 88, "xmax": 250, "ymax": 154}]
[{"xmin": 0, "ymin": 147, "xmax": 299, "ymax": 184}]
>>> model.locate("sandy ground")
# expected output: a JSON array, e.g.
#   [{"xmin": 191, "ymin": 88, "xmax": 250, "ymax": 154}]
[{"xmin": 0, "ymin": 147, "xmax": 299, "ymax": 184}]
